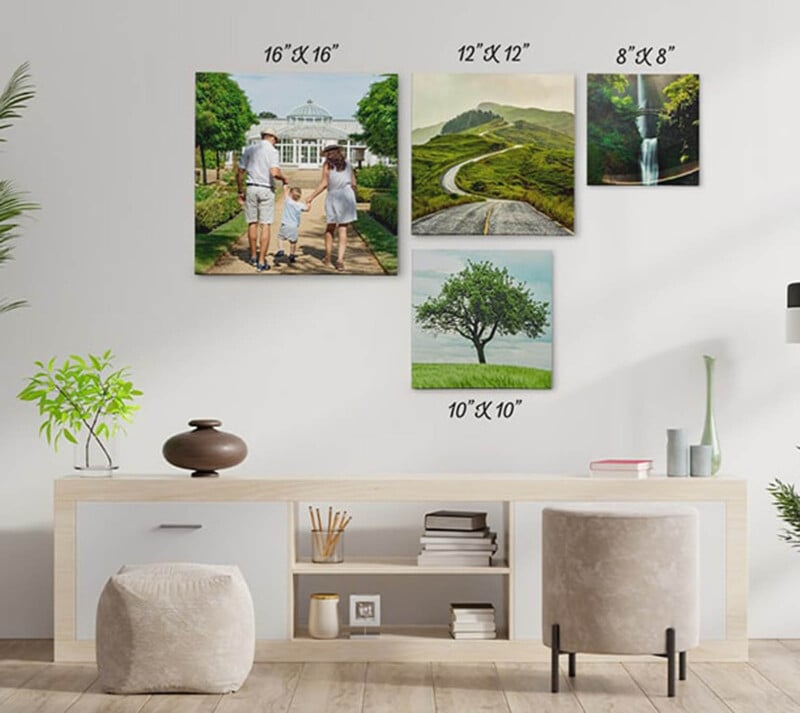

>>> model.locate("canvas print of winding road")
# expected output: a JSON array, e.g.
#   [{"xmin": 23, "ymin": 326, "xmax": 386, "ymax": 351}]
[{"xmin": 411, "ymin": 74, "xmax": 574, "ymax": 236}]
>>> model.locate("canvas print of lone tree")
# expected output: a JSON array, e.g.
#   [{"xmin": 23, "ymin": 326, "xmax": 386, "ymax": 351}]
[
  {"xmin": 411, "ymin": 74, "xmax": 574, "ymax": 235},
  {"xmin": 587, "ymin": 73, "xmax": 700, "ymax": 186},
  {"xmin": 412, "ymin": 250, "xmax": 552, "ymax": 389}
]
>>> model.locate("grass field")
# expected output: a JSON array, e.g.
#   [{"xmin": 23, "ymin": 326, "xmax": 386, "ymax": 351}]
[
  {"xmin": 412, "ymin": 363, "xmax": 552, "ymax": 389},
  {"xmin": 194, "ymin": 211, "xmax": 246, "ymax": 274},
  {"xmin": 411, "ymin": 133, "xmax": 508, "ymax": 219}
]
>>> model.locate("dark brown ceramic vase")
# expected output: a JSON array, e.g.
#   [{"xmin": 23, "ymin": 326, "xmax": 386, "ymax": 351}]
[{"xmin": 162, "ymin": 419, "xmax": 247, "ymax": 477}]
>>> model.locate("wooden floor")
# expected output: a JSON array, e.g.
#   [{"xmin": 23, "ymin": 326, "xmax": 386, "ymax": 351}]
[{"xmin": 2, "ymin": 640, "xmax": 800, "ymax": 712}]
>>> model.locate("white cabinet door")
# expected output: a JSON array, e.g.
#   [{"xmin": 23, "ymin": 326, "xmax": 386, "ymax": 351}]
[{"xmin": 76, "ymin": 502, "xmax": 289, "ymax": 640}]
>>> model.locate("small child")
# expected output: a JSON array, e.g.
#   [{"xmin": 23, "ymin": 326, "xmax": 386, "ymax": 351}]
[{"xmin": 274, "ymin": 186, "xmax": 309, "ymax": 264}]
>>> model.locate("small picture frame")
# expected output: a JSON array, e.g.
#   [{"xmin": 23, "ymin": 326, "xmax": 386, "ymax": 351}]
[{"xmin": 349, "ymin": 594, "xmax": 381, "ymax": 638}]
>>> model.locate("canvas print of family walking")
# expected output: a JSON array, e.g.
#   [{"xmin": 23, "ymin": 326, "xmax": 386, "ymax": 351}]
[
  {"xmin": 411, "ymin": 74, "xmax": 574, "ymax": 236},
  {"xmin": 195, "ymin": 72, "xmax": 398, "ymax": 275},
  {"xmin": 412, "ymin": 250, "xmax": 553, "ymax": 390},
  {"xmin": 587, "ymin": 73, "xmax": 700, "ymax": 186}
]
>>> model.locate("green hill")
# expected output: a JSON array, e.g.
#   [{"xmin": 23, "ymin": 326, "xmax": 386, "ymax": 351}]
[
  {"xmin": 477, "ymin": 102, "xmax": 574, "ymax": 137},
  {"xmin": 412, "ymin": 121, "xmax": 445, "ymax": 146}
]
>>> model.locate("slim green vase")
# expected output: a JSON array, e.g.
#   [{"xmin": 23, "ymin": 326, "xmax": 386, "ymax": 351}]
[{"xmin": 700, "ymin": 354, "xmax": 721, "ymax": 475}]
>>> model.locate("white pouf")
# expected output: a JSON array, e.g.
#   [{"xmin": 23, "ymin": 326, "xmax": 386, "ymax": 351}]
[{"xmin": 96, "ymin": 562, "xmax": 255, "ymax": 694}]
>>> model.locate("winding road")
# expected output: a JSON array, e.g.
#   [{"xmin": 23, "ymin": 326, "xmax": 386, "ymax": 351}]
[{"xmin": 413, "ymin": 144, "xmax": 572, "ymax": 236}]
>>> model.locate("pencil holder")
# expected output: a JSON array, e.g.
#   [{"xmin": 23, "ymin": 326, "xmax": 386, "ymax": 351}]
[{"xmin": 312, "ymin": 529, "xmax": 344, "ymax": 564}]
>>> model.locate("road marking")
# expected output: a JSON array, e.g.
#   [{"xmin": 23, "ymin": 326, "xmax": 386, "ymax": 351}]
[{"xmin": 483, "ymin": 204, "xmax": 494, "ymax": 235}]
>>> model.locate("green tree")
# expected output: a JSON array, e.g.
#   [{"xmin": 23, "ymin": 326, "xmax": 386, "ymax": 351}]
[
  {"xmin": 195, "ymin": 73, "xmax": 257, "ymax": 184},
  {"xmin": 415, "ymin": 260, "xmax": 549, "ymax": 364},
  {"xmin": 658, "ymin": 74, "xmax": 700, "ymax": 168},
  {"xmin": 353, "ymin": 74, "xmax": 397, "ymax": 159},
  {"xmin": 586, "ymin": 74, "xmax": 640, "ymax": 183},
  {"xmin": 258, "ymin": 110, "xmax": 277, "ymax": 119},
  {"xmin": 0, "ymin": 62, "xmax": 36, "ymax": 314}
]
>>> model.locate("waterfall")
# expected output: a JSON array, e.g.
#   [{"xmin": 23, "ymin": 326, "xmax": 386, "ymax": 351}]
[{"xmin": 636, "ymin": 75, "xmax": 659, "ymax": 185}]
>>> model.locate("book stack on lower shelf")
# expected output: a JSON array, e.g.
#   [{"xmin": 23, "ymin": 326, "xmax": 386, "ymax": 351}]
[
  {"xmin": 417, "ymin": 510, "xmax": 497, "ymax": 567},
  {"xmin": 589, "ymin": 459, "xmax": 653, "ymax": 479},
  {"xmin": 449, "ymin": 602, "xmax": 496, "ymax": 639}
]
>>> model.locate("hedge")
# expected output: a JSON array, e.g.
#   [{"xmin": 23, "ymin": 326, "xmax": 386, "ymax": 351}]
[
  {"xmin": 195, "ymin": 192, "xmax": 241, "ymax": 233},
  {"xmin": 369, "ymin": 192, "xmax": 397, "ymax": 233}
]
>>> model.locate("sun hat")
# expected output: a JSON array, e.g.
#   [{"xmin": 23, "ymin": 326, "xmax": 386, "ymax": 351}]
[
  {"xmin": 261, "ymin": 129, "xmax": 279, "ymax": 139},
  {"xmin": 322, "ymin": 143, "xmax": 343, "ymax": 152}
]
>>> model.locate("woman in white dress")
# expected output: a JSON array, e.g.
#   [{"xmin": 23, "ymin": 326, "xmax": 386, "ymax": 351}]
[{"xmin": 307, "ymin": 144, "xmax": 357, "ymax": 271}]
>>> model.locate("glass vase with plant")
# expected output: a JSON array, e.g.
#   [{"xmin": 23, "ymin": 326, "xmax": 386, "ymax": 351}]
[{"xmin": 18, "ymin": 350, "xmax": 142, "ymax": 475}]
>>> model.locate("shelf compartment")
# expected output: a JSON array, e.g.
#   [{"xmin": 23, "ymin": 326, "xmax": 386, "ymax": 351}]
[
  {"xmin": 294, "ymin": 625, "xmax": 509, "ymax": 642},
  {"xmin": 292, "ymin": 556, "xmax": 510, "ymax": 574}
]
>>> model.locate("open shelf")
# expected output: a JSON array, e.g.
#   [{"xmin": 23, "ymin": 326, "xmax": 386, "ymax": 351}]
[
  {"xmin": 292, "ymin": 556, "xmax": 510, "ymax": 575},
  {"xmin": 293, "ymin": 625, "xmax": 509, "ymax": 642}
]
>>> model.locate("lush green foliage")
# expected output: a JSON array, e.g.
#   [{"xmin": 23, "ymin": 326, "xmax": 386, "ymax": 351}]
[
  {"xmin": 353, "ymin": 74, "xmax": 397, "ymax": 159},
  {"xmin": 658, "ymin": 74, "xmax": 700, "ymax": 169},
  {"xmin": 0, "ymin": 62, "xmax": 37, "ymax": 314},
  {"xmin": 412, "ymin": 133, "xmax": 505, "ymax": 218},
  {"xmin": 195, "ymin": 211, "xmax": 247, "ymax": 274},
  {"xmin": 195, "ymin": 188, "xmax": 241, "ymax": 233},
  {"xmin": 768, "ymin": 479, "xmax": 800, "ymax": 550},
  {"xmin": 17, "ymin": 351, "xmax": 142, "ymax": 468},
  {"xmin": 354, "ymin": 210, "xmax": 397, "ymax": 274},
  {"xmin": 415, "ymin": 260, "xmax": 550, "ymax": 364},
  {"xmin": 412, "ymin": 363, "xmax": 551, "ymax": 389},
  {"xmin": 369, "ymin": 192, "xmax": 397, "ymax": 233},
  {"xmin": 586, "ymin": 74, "xmax": 641, "ymax": 184},
  {"xmin": 355, "ymin": 186, "xmax": 377, "ymax": 203},
  {"xmin": 355, "ymin": 164, "xmax": 397, "ymax": 189},
  {"xmin": 441, "ymin": 109, "xmax": 501, "ymax": 135},
  {"xmin": 456, "ymin": 126, "xmax": 574, "ymax": 229},
  {"xmin": 195, "ymin": 73, "xmax": 257, "ymax": 184}
]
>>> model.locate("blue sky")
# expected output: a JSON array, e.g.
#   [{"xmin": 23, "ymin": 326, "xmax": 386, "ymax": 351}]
[
  {"xmin": 230, "ymin": 73, "xmax": 387, "ymax": 119},
  {"xmin": 412, "ymin": 250, "xmax": 553, "ymax": 369}
]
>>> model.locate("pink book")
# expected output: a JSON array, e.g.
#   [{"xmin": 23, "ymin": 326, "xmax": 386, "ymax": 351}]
[{"xmin": 589, "ymin": 459, "xmax": 653, "ymax": 472}]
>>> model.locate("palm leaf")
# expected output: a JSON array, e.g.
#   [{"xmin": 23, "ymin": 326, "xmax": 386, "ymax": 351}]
[{"xmin": 0, "ymin": 62, "xmax": 35, "ymax": 140}]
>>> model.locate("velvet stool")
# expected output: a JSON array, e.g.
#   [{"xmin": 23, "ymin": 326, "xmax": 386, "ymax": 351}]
[
  {"xmin": 96, "ymin": 562, "xmax": 255, "ymax": 694},
  {"xmin": 542, "ymin": 506, "xmax": 699, "ymax": 697}
]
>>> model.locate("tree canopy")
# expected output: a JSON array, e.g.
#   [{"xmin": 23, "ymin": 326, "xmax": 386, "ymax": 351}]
[
  {"xmin": 195, "ymin": 73, "xmax": 257, "ymax": 183},
  {"xmin": 415, "ymin": 260, "xmax": 549, "ymax": 364},
  {"xmin": 658, "ymin": 74, "xmax": 700, "ymax": 167},
  {"xmin": 586, "ymin": 74, "xmax": 640, "ymax": 183},
  {"xmin": 353, "ymin": 74, "xmax": 397, "ymax": 159}
]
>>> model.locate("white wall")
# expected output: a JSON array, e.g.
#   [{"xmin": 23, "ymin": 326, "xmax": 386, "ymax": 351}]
[{"xmin": 0, "ymin": 0, "xmax": 798, "ymax": 638}]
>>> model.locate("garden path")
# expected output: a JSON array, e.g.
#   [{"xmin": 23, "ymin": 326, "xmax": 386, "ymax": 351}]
[{"xmin": 206, "ymin": 169, "xmax": 385, "ymax": 275}]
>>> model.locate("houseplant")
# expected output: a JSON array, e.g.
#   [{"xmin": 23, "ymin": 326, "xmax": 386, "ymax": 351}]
[
  {"xmin": 767, "ymin": 478, "xmax": 800, "ymax": 549},
  {"xmin": 18, "ymin": 350, "xmax": 142, "ymax": 474},
  {"xmin": 0, "ymin": 62, "xmax": 37, "ymax": 314}
]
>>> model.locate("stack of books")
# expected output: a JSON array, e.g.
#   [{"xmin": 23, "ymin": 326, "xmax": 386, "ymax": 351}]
[
  {"xmin": 449, "ymin": 602, "xmax": 497, "ymax": 639},
  {"xmin": 589, "ymin": 459, "xmax": 653, "ymax": 479},
  {"xmin": 417, "ymin": 510, "xmax": 496, "ymax": 566}
]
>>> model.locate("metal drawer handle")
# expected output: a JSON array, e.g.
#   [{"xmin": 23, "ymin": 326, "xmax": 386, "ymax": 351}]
[{"xmin": 158, "ymin": 524, "xmax": 203, "ymax": 530}]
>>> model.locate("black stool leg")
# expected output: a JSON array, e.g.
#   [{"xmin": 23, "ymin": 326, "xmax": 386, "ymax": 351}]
[
  {"xmin": 551, "ymin": 623, "xmax": 560, "ymax": 693},
  {"xmin": 666, "ymin": 627, "xmax": 676, "ymax": 698},
  {"xmin": 568, "ymin": 652, "xmax": 576, "ymax": 678},
  {"xmin": 679, "ymin": 651, "xmax": 687, "ymax": 681}
]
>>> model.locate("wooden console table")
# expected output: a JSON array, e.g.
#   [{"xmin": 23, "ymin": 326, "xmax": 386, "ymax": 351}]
[{"xmin": 54, "ymin": 475, "xmax": 747, "ymax": 663}]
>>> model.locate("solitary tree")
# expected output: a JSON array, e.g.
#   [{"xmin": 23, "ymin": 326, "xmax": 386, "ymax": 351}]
[
  {"xmin": 195, "ymin": 73, "xmax": 257, "ymax": 184},
  {"xmin": 353, "ymin": 74, "xmax": 397, "ymax": 160},
  {"xmin": 0, "ymin": 62, "xmax": 36, "ymax": 314},
  {"xmin": 415, "ymin": 260, "xmax": 549, "ymax": 364}
]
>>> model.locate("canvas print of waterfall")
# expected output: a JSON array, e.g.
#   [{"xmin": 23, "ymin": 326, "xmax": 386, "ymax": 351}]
[
  {"xmin": 411, "ymin": 74, "xmax": 574, "ymax": 236},
  {"xmin": 412, "ymin": 250, "xmax": 553, "ymax": 390},
  {"xmin": 587, "ymin": 74, "xmax": 700, "ymax": 186}
]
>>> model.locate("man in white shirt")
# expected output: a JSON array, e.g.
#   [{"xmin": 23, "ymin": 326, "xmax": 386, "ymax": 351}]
[{"xmin": 237, "ymin": 130, "xmax": 288, "ymax": 271}]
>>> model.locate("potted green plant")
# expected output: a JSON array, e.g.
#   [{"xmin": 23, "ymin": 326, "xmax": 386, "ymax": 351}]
[
  {"xmin": 1, "ymin": 62, "xmax": 37, "ymax": 314},
  {"xmin": 767, "ymin": 478, "xmax": 800, "ymax": 549},
  {"xmin": 18, "ymin": 350, "xmax": 142, "ymax": 475}
]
